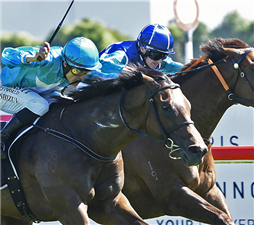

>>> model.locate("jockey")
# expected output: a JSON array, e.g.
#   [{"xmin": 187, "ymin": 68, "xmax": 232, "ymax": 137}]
[
  {"xmin": 99, "ymin": 23, "xmax": 184, "ymax": 74},
  {"xmin": 0, "ymin": 37, "xmax": 117, "ymax": 159}
]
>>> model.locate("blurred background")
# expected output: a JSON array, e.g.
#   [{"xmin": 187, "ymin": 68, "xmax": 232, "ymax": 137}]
[{"xmin": 1, "ymin": 0, "xmax": 254, "ymax": 65}]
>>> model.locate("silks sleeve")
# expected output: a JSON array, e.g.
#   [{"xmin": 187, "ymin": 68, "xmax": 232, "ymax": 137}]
[
  {"xmin": 85, "ymin": 70, "xmax": 119, "ymax": 81},
  {"xmin": 1, "ymin": 46, "xmax": 39, "ymax": 67},
  {"xmin": 160, "ymin": 56, "xmax": 184, "ymax": 75},
  {"xmin": 99, "ymin": 50, "xmax": 128, "ymax": 73}
]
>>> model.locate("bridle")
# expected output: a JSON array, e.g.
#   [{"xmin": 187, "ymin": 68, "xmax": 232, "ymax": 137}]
[
  {"xmin": 228, "ymin": 49, "xmax": 254, "ymax": 104},
  {"xmin": 173, "ymin": 48, "xmax": 254, "ymax": 106},
  {"xmin": 119, "ymin": 82, "xmax": 194, "ymax": 158},
  {"xmin": 207, "ymin": 49, "xmax": 254, "ymax": 106}
]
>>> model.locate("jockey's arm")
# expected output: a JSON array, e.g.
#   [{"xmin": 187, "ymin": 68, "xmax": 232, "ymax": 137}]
[
  {"xmin": 99, "ymin": 50, "xmax": 128, "ymax": 74},
  {"xmin": 84, "ymin": 70, "xmax": 119, "ymax": 81},
  {"xmin": 1, "ymin": 42, "xmax": 50, "ymax": 66},
  {"xmin": 160, "ymin": 56, "xmax": 184, "ymax": 75}
]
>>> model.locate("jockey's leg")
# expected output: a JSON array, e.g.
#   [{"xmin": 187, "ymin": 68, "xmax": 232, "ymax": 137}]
[
  {"xmin": 1, "ymin": 108, "xmax": 39, "ymax": 159},
  {"xmin": 0, "ymin": 86, "xmax": 49, "ymax": 159}
]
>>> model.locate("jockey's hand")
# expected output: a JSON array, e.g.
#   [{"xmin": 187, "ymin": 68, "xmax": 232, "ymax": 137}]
[
  {"xmin": 36, "ymin": 42, "xmax": 50, "ymax": 61},
  {"xmin": 26, "ymin": 42, "xmax": 50, "ymax": 63}
]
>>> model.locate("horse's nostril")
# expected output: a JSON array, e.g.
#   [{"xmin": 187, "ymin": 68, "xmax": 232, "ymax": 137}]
[{"xmin": 188, "ymin": 146, "xmax": 200, "ymax": 154}]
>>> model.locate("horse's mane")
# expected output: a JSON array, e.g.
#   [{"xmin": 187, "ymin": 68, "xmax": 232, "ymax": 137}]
[
  {"xmin": 173, "ymin": 38, "xmax": 251, "ymax": 84},
  {"xmin": 200, "ymin": 38, "xmax": 251, "ymax": 61},
  {"xmin": 64, "ymin": 63, "xmax": 168, "ymax": 102}
]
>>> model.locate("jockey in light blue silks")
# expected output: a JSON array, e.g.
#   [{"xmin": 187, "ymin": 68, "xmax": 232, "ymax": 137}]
[
  {"xmin": 99, "ymin": 23, "xmax": 184, "ymax": 74},
  {"xmin": 0, "ymin": 37, "xmax": 118, "ymax": 159}
]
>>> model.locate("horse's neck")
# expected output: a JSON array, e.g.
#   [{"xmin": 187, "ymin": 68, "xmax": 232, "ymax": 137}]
[
  {"xmin": 180, "ymin": 69, "xmax": 234, "ymax": 138},
  {"xmin": 62, "ymin": 87, "xmax": 147, "ymax": 157}
]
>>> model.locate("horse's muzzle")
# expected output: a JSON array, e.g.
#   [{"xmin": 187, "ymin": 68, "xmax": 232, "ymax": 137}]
[{"xmin": 181, "ymin": 145, "xmax": 208, "ymax": 167}]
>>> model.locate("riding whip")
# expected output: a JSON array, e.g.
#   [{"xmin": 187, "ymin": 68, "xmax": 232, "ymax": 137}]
[{"xmin": 37, "ymin": 0, "xmax": 75, "ymax": 61}]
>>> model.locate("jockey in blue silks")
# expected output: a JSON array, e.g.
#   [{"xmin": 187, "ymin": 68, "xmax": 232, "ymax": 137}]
[
  {"xmin": 0, "ymin": 37, "xmax": 118, "ymax": 159},
  {"xmin": 99, "ymin": 23, "xmax": 184, "ymax": 74}
]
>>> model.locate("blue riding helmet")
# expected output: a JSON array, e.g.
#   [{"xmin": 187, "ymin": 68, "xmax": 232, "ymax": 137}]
[
  {"xmin": 137, "ymin": 24, "xmax": 175, "ymax": 54},
  {"xmin": 62, "ymin": 37, "xmax": 102, "ymax": 70}
]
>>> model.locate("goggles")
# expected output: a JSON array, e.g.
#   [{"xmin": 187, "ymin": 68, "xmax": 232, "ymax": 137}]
[
  {"xmin": 146, "ymin": 50, "xmax": 168, "ymax": 61},
  {"xmin": 71, "ymin": 67, "xmax": 90, "ymax": 76}
]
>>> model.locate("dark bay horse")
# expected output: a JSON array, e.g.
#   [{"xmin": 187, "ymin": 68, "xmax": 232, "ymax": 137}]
[
  {"xmin": 122, "ymin": 38, "xmax": 254, "ymax": 225},
  {"xmin": 1, "ymin": 67, "xmax": 207, "ymax": 225}
]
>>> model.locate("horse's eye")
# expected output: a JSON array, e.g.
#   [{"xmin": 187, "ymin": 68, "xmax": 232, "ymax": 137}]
[{"xmin": 162, "ymin": 104, "xmax": 173, "ymax": 111}]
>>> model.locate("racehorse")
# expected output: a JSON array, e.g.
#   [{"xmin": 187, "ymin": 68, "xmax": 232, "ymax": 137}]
[
  {"xmin": 0, "ymin": 67, "xmax": 208, "ymax": 225},
  {"xmin": 122, "ymin": 38, "xmax": 254, "ymax": 225}
]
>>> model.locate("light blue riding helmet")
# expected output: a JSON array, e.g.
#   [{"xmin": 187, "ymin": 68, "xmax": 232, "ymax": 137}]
[
  {"xmin": 62, "ymin": 37, "xmax": 102, "ymax": 70},
  {"xmin": 137, "ymin": 24, "xmax": 175, "ymax": 54}
]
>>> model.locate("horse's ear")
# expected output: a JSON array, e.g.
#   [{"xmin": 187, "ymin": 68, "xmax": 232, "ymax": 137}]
[
  {"xmin": 141, "ymin": 73, "xmax": 160, "ymax": 91},
  {"xmin": 219, "ymin": 47, "xmax": 246, "ymax": 59}
]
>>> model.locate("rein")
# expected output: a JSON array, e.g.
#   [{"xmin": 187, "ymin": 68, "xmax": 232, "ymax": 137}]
[
  {"xmin": 33, "ymin": 124, "xmax": 117, "ymax": 163},
  {"xmin": 119, "ymin": 84, "xmax": 194, "ymax": 154},
  {"xmin": 168, "ymin": 58, "xmax": 226, "ymax": 77}
]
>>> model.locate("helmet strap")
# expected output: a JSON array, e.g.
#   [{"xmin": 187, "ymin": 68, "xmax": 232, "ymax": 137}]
[
  {"xmin": 63, "ymin": 61, "xmax": 71, "ymax": 79},
  {"xmin": 138, "ymin": 46, "xmax": 150, "ymax": 68}
]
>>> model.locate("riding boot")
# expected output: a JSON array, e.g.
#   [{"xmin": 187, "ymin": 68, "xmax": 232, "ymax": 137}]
[{"xmin": 1, "ymin": 114, "xmax": 23, "ymax": 159}]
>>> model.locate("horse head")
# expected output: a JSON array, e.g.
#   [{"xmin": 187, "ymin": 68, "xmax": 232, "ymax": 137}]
[
  {"xmin": 201, "ymin": 38, "xmax": 254, "ymax": 107},
  {"xmin": 134, "ymin": 68, "xmax": 208, "ymax": 166},
  {"xmin": 66, "ymin": 65, "xmax": 208, "ymax": 166}
]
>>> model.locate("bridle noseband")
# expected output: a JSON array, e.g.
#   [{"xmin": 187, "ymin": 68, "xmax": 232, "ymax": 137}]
[{"xmin": 119, "ymin": 83, "xmax": 194, "ymax": 157}]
